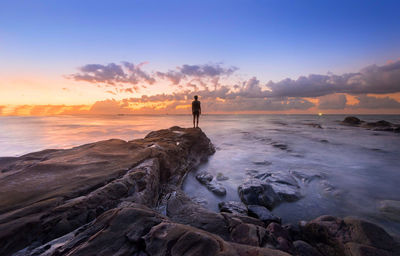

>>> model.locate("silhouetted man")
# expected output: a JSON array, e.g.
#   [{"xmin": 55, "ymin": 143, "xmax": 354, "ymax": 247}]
[{"xmin": 192, "ymin": 95, "xmax": 201, "ymax": 128}]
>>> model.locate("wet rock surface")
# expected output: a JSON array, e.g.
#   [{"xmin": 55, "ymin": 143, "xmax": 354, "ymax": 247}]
[
  {"xmin": 247, "ymin": 205, "xmax": 281, "ymax": 225},
  {"xmin": 1, "ymin": 126, "xmax": 399, "ymax": 256},
  {"xmin": 196, "ymin": 171, "xmax": 227, "ymax": 196},
  {"xmin": 218, "ymin": 201, "xmax": 248, "ymax": 215},
  {"xmin": 238, "ymin": 171, "xmax": 302, "ymax": 210},
  {"xmin": 341, "ymin": 116, "xmax": 400, "ymax": 133}
]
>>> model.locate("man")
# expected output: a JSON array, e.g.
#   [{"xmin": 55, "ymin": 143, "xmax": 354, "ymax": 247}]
[{"xmin": 192, "ymin": 95, "xmax": 201, "ymax": 128}]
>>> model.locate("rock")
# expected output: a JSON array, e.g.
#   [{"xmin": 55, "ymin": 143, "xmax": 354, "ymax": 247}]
[
  {"xmin": 144, "ymin": 221, "xmax": 291, "ymax": 256},
  {"xmin": 196, "ymin": 171, "xmax": 213, "ymax": 184},
  {"xmin": 344, "ymin": 242, "xmax": 396, "ymax": 256},
  {"xmin": 300, "ymin": 215, "xmax": 400, "ymax": 256},
  {"xmin": 342, "ymin": 116, "xmax": 362, "ymax": 126},
  {"xmin": 247, "ymin": 205, "xmax": 281, "ymax": 225},
  {"xmin": 253, "ymin": 172, "xmax": 302, "ymax": 203},
  {"xmin": 0, "ymin": 127, "xmax": 215, "ymax": 256},
  {"xmin": 196, "ymin": 171, "xmax": 227, "ymax": 196},
  {"xmin": 272, "ymin": 143, "xmax": 289, "ymax": 151},
  {"xmin": 238, "ymin": 172, "xmax": 302, "ymax": 209},
  {"xmin": 364, "ymin": 120, "xmax": 393, "ymax": 128},
  {"xmin": 207, "ymin": 182, "xmax": 227, "ymax": 196},
  {"xmin": 341, "ymin": 117, "xmax": 400, "ymax": 133},
  {"xmin": 216, "ymin": 172, "xmax": 229, "ymax": 181},
  {"xmin": 266, "ymin": 222, "xmax": 295, "ymax": 253},
  {"xmin": 293, "ymin": 240, "xmax": 323, "ymax": 256},
  {"xmin": 219, "ymin": 201, "xmax": 248, "ymax": 215},
  {"xmin": 238, "ymin": 179, "xmax": 281, "ymax": 209},
  {"xmin": 379, "ymin": 200, "xmax": 400, "ymax": 222},
  {"xmin": 307, "ymin": 123, "xmax": 323, "ymax": 129}
]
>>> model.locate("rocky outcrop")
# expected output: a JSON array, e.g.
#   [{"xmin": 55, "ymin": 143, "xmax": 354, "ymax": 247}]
[
  {"xmin": 1, "ymin": 126, "xmax": 399, "ymax": 256},
  {"xmin": 0, "ymin": 127, "xmax": 216, "ymax": 255},
  {"xmin": 341, "ymin": 116, "xmax": 400, "ymax": 133},
  {"xmin": 300, "ymin": 215, "xmax": 400, "ymax": 256}
]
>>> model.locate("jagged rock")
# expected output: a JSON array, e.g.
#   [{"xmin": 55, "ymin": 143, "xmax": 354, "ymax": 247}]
[
  {"xmin": 266, "ymin": 222, "xmax": 295, "ymax": 254},
  {"xmin": 0, "ymin": 127, "xmax": 215, "ymax": 256},
  {"xmin": 307, "ymin": 123, "xmax": 323, "ymax": 129},
  {"xmin": 239, "ymin": 172, "xmax": 302, "ymax": 209},
  {"xmin": 293, "ymin": 240, "xmax": 323, "ymax": 256},
  {"xmin": 196, "ymin": 171, "xmax": 213, "ymax": 184},
  {"xmin": 247, "ymin": 205, "xmax": 281, "ymax": 225},
  {"xmin": 144, "ymin": 221, "xmax": 290, "ymax": 256},
  {"xmin": 196, "ymin": 171, "xmax": 227, "ymax": 196},
  {"xmin": 300, "ymin": 215, "xmax": 400, "ymax": 256},
  {"xmin": 344, "ymin": 242, "xmax": 395, "ymax": 256},
  {"xmin": 219, "ymin": 201, "xmax": 248, "ymax": 215},
  {"xmin": 341, "ymin": 116, "xmax": 400, "ymax": 133},
  {"xmin": 238, "ymin": 179, "xmax": 281, "ymax": 209},
  {"xmin": 2, "ymin": 126, "xmax": 399, "ymax": 256}
]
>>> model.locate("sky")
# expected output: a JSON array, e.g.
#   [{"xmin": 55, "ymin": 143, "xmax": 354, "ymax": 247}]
[{"xmin": 1, "ymin": 0, "xmax": 400, "ymax": 115}]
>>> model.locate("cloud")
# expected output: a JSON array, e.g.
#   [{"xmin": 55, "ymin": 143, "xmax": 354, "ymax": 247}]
[
  {"xmin": 266, "ymin": 60, "xmax": 400, "ymax": 97},
  {"xmin": 179, "ymin": 64, "xmax": 238, "ymax": 77},
  {"xmin": 155, "ymin": 63, "xmax": 238, "ymax": 86},
  {"xmin": 89, "ymin": 99, "xmax": 132, "ymax": 114},
  {"xmin": 350, "ymin": 95, "xmax": 400, "ymax": 109},
  {"xmin": 68, "ymin": 62, "xmax": 155, "ymax": 87},
  {"xmin": 318, "ymin": 94, "xmax": 347, "ymax": 109}
]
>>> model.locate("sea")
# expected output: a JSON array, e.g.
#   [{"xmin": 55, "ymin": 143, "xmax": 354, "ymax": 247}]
[{"xmin": 1, "ymin": 114, "xmax": 400, "ymax": 235}]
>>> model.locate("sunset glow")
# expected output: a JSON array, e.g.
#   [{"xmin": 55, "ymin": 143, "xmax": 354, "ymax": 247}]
[{"xmin": 1, "ymin": 0, "xmax": 400, "ymax": 115}]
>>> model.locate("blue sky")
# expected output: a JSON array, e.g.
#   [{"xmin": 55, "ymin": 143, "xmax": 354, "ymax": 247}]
[{"xmin": 1, "ymin": 0, "xmax": 400, "ymax": 80}]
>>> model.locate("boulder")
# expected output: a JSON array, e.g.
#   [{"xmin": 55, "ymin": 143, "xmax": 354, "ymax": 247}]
[
  {"xmin": 239, "ymin": 172, "xmax": 302, "ymax": 209},
  {"xmin": 219, "ymin": 201, "xmax": 248, "ymax": 215},
  {"xmin": 342, "ymin": 116, "xmax": 362, "ymax": 125},
  {"xmin": 300, "ymin": 215, "xmax": 400, "ymax": 256},
  {"xmin": 293, "ymin": 240, "xmax": 323, "ymax": 256},
  {"xmin": 238, "ymin": 179, "xmax": 281, "ymax": 209},
  {"xmin": 196, "ymin": 172, "xmax": 213, "ymax": 184},
  {"xmin": 196, "ymin": 171, "xmax": 227, "ymax": 196},
  {"xmin": 247, "ymin": 205, "xmax": 281, "ymax": 225}
]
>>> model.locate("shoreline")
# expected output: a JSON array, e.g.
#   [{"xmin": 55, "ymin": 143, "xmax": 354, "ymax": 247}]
[{"xmin": 0, "ymin": 126, "xmax": 399, "ymax": 256}]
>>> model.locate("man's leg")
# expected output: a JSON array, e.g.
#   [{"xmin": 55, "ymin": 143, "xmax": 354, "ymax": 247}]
[
  {"xmin": 193, "ymin": 114, "xmax": 195, "ymax": 128},
  {"xmin": 196, "ymin": 115, "xmax": 199, "ymax": 127}
]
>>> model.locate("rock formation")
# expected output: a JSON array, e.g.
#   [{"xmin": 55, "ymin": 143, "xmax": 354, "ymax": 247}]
[
  {"xmin": 0, "ymin": 126, "xmax": 398, "ymax": 256},
  {"xmin": 341, "ymin": 116, "xmax": 400, "ymax": 133}
]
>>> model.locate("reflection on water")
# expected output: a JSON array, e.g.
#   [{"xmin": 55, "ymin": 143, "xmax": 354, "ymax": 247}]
[{"xmin": 1, "ymin": 114, "xmax": 400, "ymax": 235}]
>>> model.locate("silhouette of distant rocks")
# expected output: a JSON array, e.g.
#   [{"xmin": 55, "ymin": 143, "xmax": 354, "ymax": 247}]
[{"xmin": 341, "ymin": 116, "xmax": 400, "ymax": 132}]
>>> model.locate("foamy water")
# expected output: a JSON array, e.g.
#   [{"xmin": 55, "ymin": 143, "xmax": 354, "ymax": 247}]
[{"xmin": 1, "ymin": 114, "xmax": 400, "ymax": 235}]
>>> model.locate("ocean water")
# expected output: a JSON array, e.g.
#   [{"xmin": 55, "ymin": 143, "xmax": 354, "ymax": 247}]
[{"xmin": 1, "ymin": 114, "xmax": 400, "ymax": 235}]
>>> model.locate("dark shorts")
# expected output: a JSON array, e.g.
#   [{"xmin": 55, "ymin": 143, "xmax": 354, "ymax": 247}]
[{"xmin": 193, "ymin": 111, "xmax": 200, "ymax": 117}]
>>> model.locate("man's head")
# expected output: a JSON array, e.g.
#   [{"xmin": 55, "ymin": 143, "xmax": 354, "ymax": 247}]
[{"xmin": 194, "ymin": 95, "xmax": 198, "ymax": 100}]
